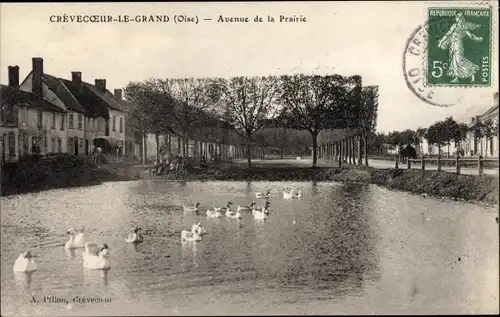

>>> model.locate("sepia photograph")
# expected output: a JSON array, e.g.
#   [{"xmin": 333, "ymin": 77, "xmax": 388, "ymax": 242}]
[{"xmin": 0, "ymin": 1, "xmax": 498, "ymax": 316}]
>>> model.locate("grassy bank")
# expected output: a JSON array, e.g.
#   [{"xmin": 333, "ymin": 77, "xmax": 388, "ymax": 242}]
[
  {"xmin": 157, "ymin": 164, "xmax": 498, "ymax": 205},
  {"xmin": 0, "ymin": 155, "xmax": 130, "ymax": 197},
  {"xmin": 2, "ymin": 156, "xmax": 498, "ymax": 206}
]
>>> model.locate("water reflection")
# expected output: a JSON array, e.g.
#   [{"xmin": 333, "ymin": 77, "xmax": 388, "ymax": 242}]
[
  {"xmin": 1, "ymin": 180, "xmax": 498, "ymax": 316},
  {"xmin": 65, "ymin": 248, "xmax": 76, "ymax": 259},
  {"xmin": 84, "ymin": 269, "xmax": 109, "ymax": 287},
  {"xmin": 13, "ymin": 271, "xmax": 33, "ymax": 289}
]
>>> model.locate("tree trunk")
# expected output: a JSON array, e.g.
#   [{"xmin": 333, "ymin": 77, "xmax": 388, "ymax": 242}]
[
  {"xmin": 246, "ymin": 143, "xmax": 252, "ymax": 168},
  {"xmin": 357, "ymin": 136, "xmax": 362, "ymax": 165},
  {"xmin": 280, "ymin": 146, "xmax": 284, "ymax": 159},
  {"xmin": 363, "ymin": 136, "xmax": 369, "ymax": 167},
  {"xmin": 177, "ymin": 136, "xmax": 181, "ymax": 155},
  {"xmin": 167, "ymin": 134, "xmax": 172, "ymax": 153},
  {"xmin": 142, "ymin": 132, "xmax": 147, "ymax": 165},
  {"xmin": 155, "ymin": 133, "xmax": 160, "ymax": 163},
  {"xmin": 311, "ymin": 131, "xmax": 318, "ymax": 167}
]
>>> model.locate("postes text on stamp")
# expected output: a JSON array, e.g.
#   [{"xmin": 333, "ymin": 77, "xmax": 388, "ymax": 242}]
[{"xmin": 426, "ymin": 7, "xmax": 492, "ymax": 86}]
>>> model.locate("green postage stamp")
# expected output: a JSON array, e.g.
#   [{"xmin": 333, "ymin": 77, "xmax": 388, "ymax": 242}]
[{"xmin": 426, "ymin": 7, "xmax": 492, "ymax": 86}]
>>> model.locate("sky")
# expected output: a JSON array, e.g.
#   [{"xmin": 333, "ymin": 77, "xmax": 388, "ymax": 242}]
[{"xmin": 1, "ymin": 1, "xmax": 498, "ymax": 133}]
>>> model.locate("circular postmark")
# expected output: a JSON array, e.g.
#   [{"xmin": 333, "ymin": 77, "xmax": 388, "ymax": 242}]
[
  {"xmin": 403, "ymin": 18, "xmax": 457, "ymax": 107},
  {"xmin": 402, "ymin": 12, "xmax": 486, "ymax": 107}
]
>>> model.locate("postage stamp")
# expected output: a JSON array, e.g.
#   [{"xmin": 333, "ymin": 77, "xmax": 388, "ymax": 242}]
[{"xmin": 426, "ymin": 7, "xmax": 492, "ymax": 86}]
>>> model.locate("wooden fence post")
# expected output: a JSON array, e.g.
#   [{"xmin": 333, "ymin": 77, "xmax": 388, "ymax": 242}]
[
  {"xmin": 437, "ymin": 156, "xmax": 441, "ymax": 171},
  {"xmin": 455, "ymin": 156, "xmax": 460, "ymax": 174},
  {"xmin": 421, "ymin": 156, "xmax": 425, "ymax": 170},
  {"xmin": 338, "ymin": 156, "xmax": 342, "ymax": 168},
  {"xmin": 478, "ymin": 155, "xmax": 483, "ymax": 176},
  {"xmin": 407, "ymin": 158, "xmax": 411, "ymax": 169},
  {"xmin": 395, "ymin": 156, "xmax": 399, "ymax": 169}
]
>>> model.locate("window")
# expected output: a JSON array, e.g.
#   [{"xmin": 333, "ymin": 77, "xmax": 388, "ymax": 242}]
[
  {"xmin": 60, "ymin": 114, "xmax": 65, "ymax": 130},
  {"xmin": 8, "ymin": 133, "xmax": 16, "ymax": 158},
  {"xmin": 105, "ymin": 119, "xmax": 110, "ymax": 136},
  {"xmin": 112, "ymin": 116, "xmax": 116, "ymax": 131},
  {"xmin": 51, "ymin": 137, "xmax": 56, "ymax": 153},
  {"xmin": 78, "ymin": 114, "xmax": 83, "ymax": 130},
  {"xmin": 69, "ymin": 113, "xmax": 74, "ymax": 129},
  {"xmin": 19, "ymin": 107, "xmax": 27, "ymax": 124},
  {"xmin": 37, "ymin": 110, "xmax": 43, "ymax": 129},
  {"xmin": 0, "ymin": 103, "xmax": 17, "ymax": 125},
  {"xmin": 79, "ymin": 138, "xmax": 83, "ymax": 148},
  {"xmin": 58, "ymin": 139, "xmax": 62, "ymax": 153},
  {"xmin": 51, "ymin": 113, "xmax": 56, "ymax": 129},
  {"xmin": 119, "ymin": 117, "xmax": 123, "ymax": 133}
]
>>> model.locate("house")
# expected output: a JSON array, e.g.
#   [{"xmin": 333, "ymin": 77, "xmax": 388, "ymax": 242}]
[
  {"xmin": 112, "ymin": 88, "xmax": 142, "ymax": 159},
  {"xmin": 4, "ymin": 64, "xmax": 67, "ymax": 159},
  {"xmin": 463, "ymin": 92, "xmax": 499, "ymax": 157},
  {"xmin": 19, "ymin": 57, "xmax": 87, "ymax": 155}
]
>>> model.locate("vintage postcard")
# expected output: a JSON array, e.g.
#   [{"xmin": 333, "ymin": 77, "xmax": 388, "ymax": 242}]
[{"xmin": 0, "ymin": 1, "xmax": 498, "ymax": 316}]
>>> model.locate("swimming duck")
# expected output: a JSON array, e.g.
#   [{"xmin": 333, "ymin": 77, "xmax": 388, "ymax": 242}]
[
  {"xmin": 181, "ymin": 228, "xmax": 202, "ymax": 242},
  {"xmin": 219, "ymin": 201, "xmax": 233, "ymax": 213},
  {"xmin": 13, "ymin": 252, "xmax": 38, "ymax": 273},
  {"xmin": 182, "ymin": 202, "xmax": 201, "ymax": 214},
  {"xmin": 255, "ymin": 190, "xmax": 270, "ymax": 199},
  {"xmin": 283, "ymin": 189, "xmax": 295, "ymax": 199},
  {"xmin": 125, "ymin": 225, "xmax": 144, "ymax": 243},
  {"xmin": 191, "ymin": 222, "xmax": 207, "ymax": 236},
  {"xmin": 293, "ymin": 190, "xmax": 302, "ymax": 198},
  {"xmin": 65, "ymin": 227, "xmax": 85, "ymax": 249},
  {"xmin": 254, "ymin": 201, "xmax": 271, "ymax": 215},
  {"xmin": 253, "ymin": 204, "xmax": 269, "ymax": 220},
  {"xmin": 206, "ymin": 208, "xmax": 222, "ymax": 218},
  {"xmin": 237, "ymin": 202, "xmax": 256, "ymax": 212},
  {"xmin": 83, "ymin": 242, "xmax": 111, "ymax": 270},
  {"xmin": 226, "ymin": 209, "xmax": 242, "ymax": 219}
]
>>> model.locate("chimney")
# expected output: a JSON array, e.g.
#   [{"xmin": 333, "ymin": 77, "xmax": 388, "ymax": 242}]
[
  {"xmin": 32, "ymin": 57, "xmax": 43, "ymax": 96},
  {"xmin": 95, "ymin": 79, "xmax": 106, "ymax": 92},
  {"xmin": 8, "ymin": 66, "xmax": 19, "ymax": 87},
  {"xmin": 114, "ymin": 89, "xmax": 122, "ymax": 99},
  {"xmin": 71, "ymin": 71, "xmax": 82, "ymax": 87}
]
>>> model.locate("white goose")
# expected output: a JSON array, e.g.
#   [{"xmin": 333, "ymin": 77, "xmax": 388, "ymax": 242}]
[
  {"xmin": 293, "ymin": 190, "xmax": 302, "ymax": 198},
  {"xmin": 237, "ymin": 202, "xmax": 256, "ymax": 212},
  {"xmin": 191, "ymin": 222, "xmax": 207, "ymax": 236},
  {"xmin": 253, "ymin": 202, "xmax": 271, "ymax": 220},
  {"xmin": 206, "ymin": 208, "xmax": 222, "ymax": 218},
  {"xmin": 65, "ymin": 227, "xmax": 85, "ymax": 249},
  {"xmin": 125, "ymin": 225, "xmax": 144, "ymax": 243},
  {"xmin": 283, "ymin": 189, "xmax": 295, "ymax": 199},
  {"xmin": 253, "ymin": 201, "xmax": 271, "ymax": 215},
  {"xmin": 255, "ymin": 190, "xmax": 270, "ymax": 199},
  {"xmin": 181, "ymin": 227, "xmax": 202, "ymax": 242},
  {"xmin": 182, "ymin": 202, "xmax": 201, "ymax": 214},
  {"xmin": 221, "ymin": 201, "xmax": 241, "ymax": 219},
  {"xmin": 13, "ymin": 252, "xmax": 38, "ymax": 273},
  {"xmin": 83, "ymin": 243, "xmax": 111, "ymax": 270}
]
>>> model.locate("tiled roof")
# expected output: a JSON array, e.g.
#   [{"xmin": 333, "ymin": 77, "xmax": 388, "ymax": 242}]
[
  {"xmin": 42, "ymin": 74, "xmax": 86, "ymax": 113},
  {"xmin": 0, "ymin": 84, "xmax": 65, "ymax": 113},
  {"xmin": 83, "ymin": 82, "xmax": 123, "ymax": 112},
  {"xmin": 58, "ymin": 78, "xmax": 110, "ymax": 119}
]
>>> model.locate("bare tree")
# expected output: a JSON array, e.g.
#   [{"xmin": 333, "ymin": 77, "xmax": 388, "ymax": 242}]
[
  {"xmin": 357, "ymin": 86, "xmax": 379, "ymax": 166},
  {"xmin": 279, "ymin": 74, "xmax": 357, "ymax": 167},
  {"xmin": 124, "ymin": 80, "xmax": 177, "ymax": 164},
  {"xmin": 219, "ymin": 76, "xmax": 281, "ymax": 168}
]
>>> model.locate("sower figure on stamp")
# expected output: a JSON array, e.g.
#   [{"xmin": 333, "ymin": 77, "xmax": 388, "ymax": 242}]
[{"xmin": 438, "ymin": 12, "xmax": 483, "ymax": 83}]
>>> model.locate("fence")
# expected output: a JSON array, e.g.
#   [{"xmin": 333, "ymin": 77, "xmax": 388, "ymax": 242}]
[{"xmin": 397, "ymin": 156, "xmax": 499, "ymax": 176}]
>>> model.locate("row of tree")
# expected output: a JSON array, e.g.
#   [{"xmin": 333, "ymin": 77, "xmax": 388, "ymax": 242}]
[
  {"xmin": 371, "ymin": 116, "xmax": 498, "ymax": 157},
  {"xmin": 124, "ymin": 75, "xmax": 379, "ymax": 167}
]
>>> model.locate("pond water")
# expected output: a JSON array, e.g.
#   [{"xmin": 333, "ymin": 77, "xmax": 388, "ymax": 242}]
[{"xmin": 1, "ymin": 180, "xmax": 498, "ymax": 316}]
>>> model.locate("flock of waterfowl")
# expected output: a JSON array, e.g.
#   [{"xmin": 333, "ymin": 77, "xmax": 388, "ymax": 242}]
[{"xmin": 13, "ymin": 188, "xmax": 303, "ymax": 274}]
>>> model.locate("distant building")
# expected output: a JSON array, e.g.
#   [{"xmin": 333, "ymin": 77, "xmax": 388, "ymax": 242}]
[
  {"xmin": 463, "ymin": 92, "xmax": 499, "ymax": 157},
  {"xmin": 2, "ymin": 65, "xmax": 65, "ymax": 160}
]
